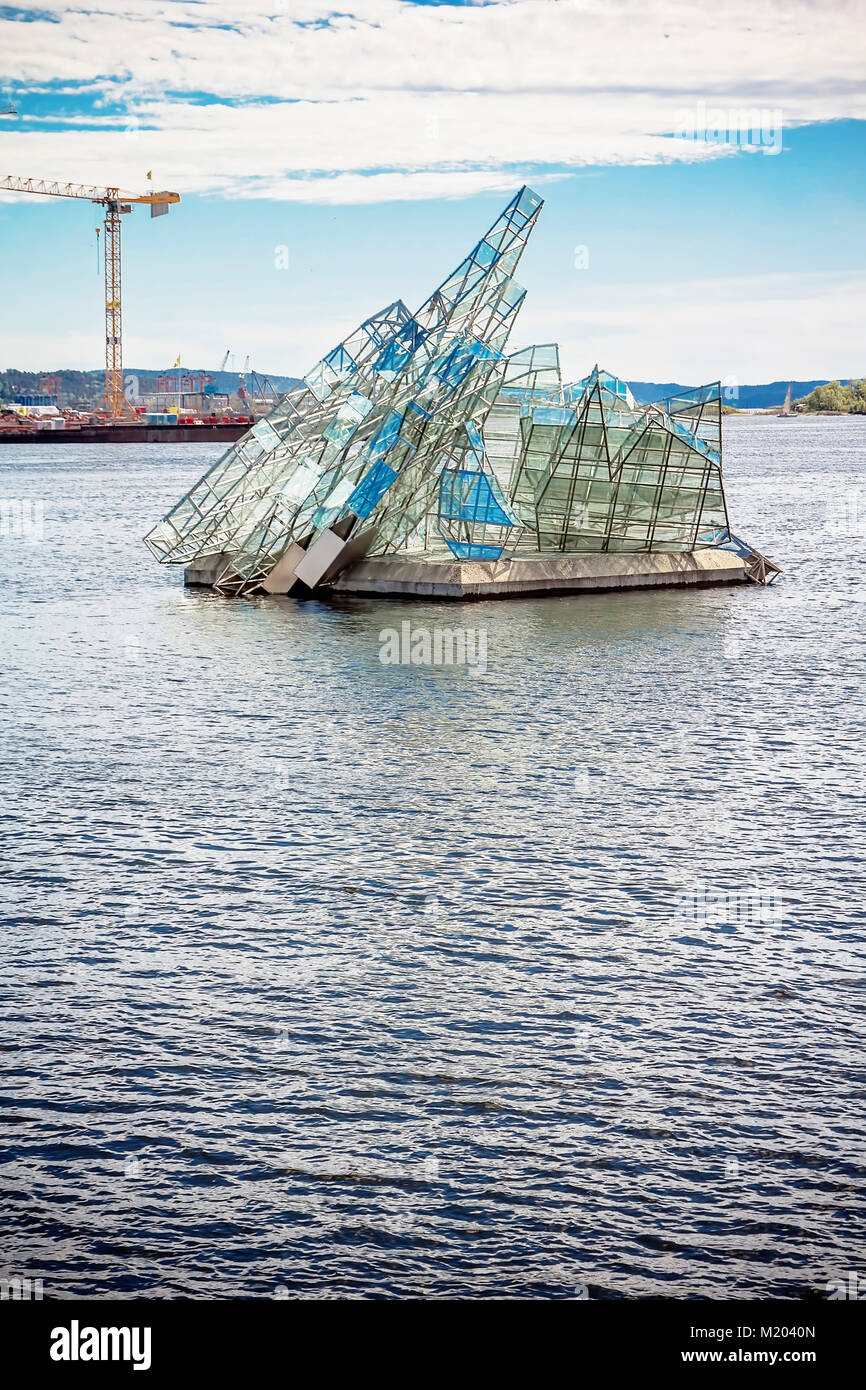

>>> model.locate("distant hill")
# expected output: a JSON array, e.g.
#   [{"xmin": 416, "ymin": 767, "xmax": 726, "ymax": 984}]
[
  {"xmin": 2, "ymin": 369, "xmax": 859, "ymax": 415},
  {"xmin": 0, "ymin": 368, "xmax": 100, "ymax": 410},
  {"xmin": 124, "ymin": 368, "xmax": 303, "ymax": 397},
  {"xmin": 628, "ymin": 380, "xmax": 850, "ymax": 410}
]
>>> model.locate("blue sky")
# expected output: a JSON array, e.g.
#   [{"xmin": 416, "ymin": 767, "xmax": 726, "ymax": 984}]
[{"xmin": 1, "ymin": 1, "xmax": 864, "ymax": 383}]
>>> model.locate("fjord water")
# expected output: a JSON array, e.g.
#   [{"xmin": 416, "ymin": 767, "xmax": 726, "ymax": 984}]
[{"xmin": 1, "ymin": 416, "xmax": 864, "ymax": 1300}]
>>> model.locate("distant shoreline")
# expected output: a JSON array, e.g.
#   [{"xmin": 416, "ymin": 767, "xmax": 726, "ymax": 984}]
[
  {"xmin": 2, "ymin": 413, "xmax": 864, "ymax": 447},
  {"xmin": 726, "ymin": 408, "xmax": 863, "ymax": 418}
]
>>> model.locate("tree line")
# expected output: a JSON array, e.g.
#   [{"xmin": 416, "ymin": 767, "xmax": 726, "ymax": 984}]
[
  {"xmin": 0, "ymin": 369, "xmax": 103, "ymax": 409},
  {"xmin": 795, "ymin": 379, "xmax": 866, "ymax": 413}
]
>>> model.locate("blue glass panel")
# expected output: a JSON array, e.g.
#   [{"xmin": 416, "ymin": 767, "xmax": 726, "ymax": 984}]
[
  {"xmin": 438, "ymin": 471, "xmax": 470, "ymax": 520},
  {"xmin": 437, "ymin": 345, "xmax": 475, "ymax": 389},
  {"xmin": 469, "ymin": 474, "xmax": 517, "ymax": 526},
  {"xmin": 531, "ymin": 406, "xmax": 575, "ymax": 426},
  {"xmin": 345, "ymin": 460, "xmax": 398, "ymax": 519},
  {"xmin": 483, "ymin": 470, "xmax": 520, "ymax": 524},
  {"xmin": 324, "ymin": 345, "xmax": 358, "ymax": 377},
  {"xmin": 439, "ymin": 470, "xmax": 517, "ymax": 526},
  {"xmin": 374, "ymin": 340, "xmax": 411, "ymax": 376},
  {"xmin": 311, "ymin": 505, "xmax": 338, "ymax": 531},
  {"xmin": 668, "ymin": 418, "xmax": 719, "ymax": 462},
  {"xmin": 563, "ymin": 371, "xmax": 596, "ymax": 402},
  {"xmin": 598, "ymin": 371, "xmax": 630, "ymax": 398},
  {"xmin": 367, "ymin": 410, "xmax": 403, "ymax": 461},
  {"xmin": 699, "ymin": 527, "xmax": 755, "ymax": 558},
  {"xmin": 436, "ymin": 338, "xmax": 495, "ymax": 390},
  {"xmin": 445, "ymin": 540, "xmax": 505, "ymax": 560},
  {"xmin": 515, "ymin": 187, "xmax": 543, "ymax": 218},
  {"xmin": 397, "ymin": 318, "xmax": 428, "ymax": 351},
  {"xmin": 464, "ymin": 420, "xmax": 485, "ymax": 453}
]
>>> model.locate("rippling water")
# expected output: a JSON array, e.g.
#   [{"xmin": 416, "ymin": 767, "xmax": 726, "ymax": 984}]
[{"xmin": 1, "ymin": 417, "xmax": 864, "ymax": 1300}]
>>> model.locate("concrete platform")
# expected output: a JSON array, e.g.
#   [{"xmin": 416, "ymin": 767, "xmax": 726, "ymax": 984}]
[
  {"xmin": 184, "ymin": 553, "xmax": 229, "ymax": 586},
  {"xmin": 326, "ymin": 548, "xmax": 748, "ymax": 599}
]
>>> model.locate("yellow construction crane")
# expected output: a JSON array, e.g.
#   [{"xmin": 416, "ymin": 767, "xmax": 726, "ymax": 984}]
[{"xmin": 0, "ymin": 176, "xmax": 180, "ymax": 417}]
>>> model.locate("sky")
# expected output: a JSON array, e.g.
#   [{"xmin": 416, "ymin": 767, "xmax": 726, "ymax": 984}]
[{"xmin": 0, "ymin": 0, "xmax": 864, "ymax": 385}]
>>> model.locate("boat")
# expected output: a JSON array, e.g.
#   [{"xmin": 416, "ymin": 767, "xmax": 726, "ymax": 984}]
[{"xmin": 778, "ymin": 383, "xmax": 797, "ymax": 417}]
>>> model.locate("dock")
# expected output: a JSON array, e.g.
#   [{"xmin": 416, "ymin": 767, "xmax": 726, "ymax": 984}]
[{"xmin": 0, "ymin": 423, "xmax": 248, "ymax": 444}]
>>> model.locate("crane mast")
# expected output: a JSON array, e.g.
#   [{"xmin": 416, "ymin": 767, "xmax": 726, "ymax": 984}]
[
  {"xmin": 0, "ymin": 176, "xmax": 180, "ymax": 418},
  {"xmin": 104, "ymin": 200, "xmax": 124, "ymax": 416}
]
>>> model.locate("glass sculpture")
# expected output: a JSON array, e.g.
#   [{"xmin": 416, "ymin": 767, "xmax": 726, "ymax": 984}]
[{"xmin": 146, "ymin": 188, "xmax": 772, "ymax": 596}]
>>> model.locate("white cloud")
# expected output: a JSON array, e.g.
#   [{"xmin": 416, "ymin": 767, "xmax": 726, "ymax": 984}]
[
  {"xmin": 1, "ymin": 1, "xmax": 862, "ymax": 380},
  {"xmin": 0, "ymin": 0, "xmax": 864, "ymax": 201}
]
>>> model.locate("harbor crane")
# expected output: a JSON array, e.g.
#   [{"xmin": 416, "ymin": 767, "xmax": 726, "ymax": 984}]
[{"xmin": 0, "ymin": 176, "xmax": 180, "ymax": 417}]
